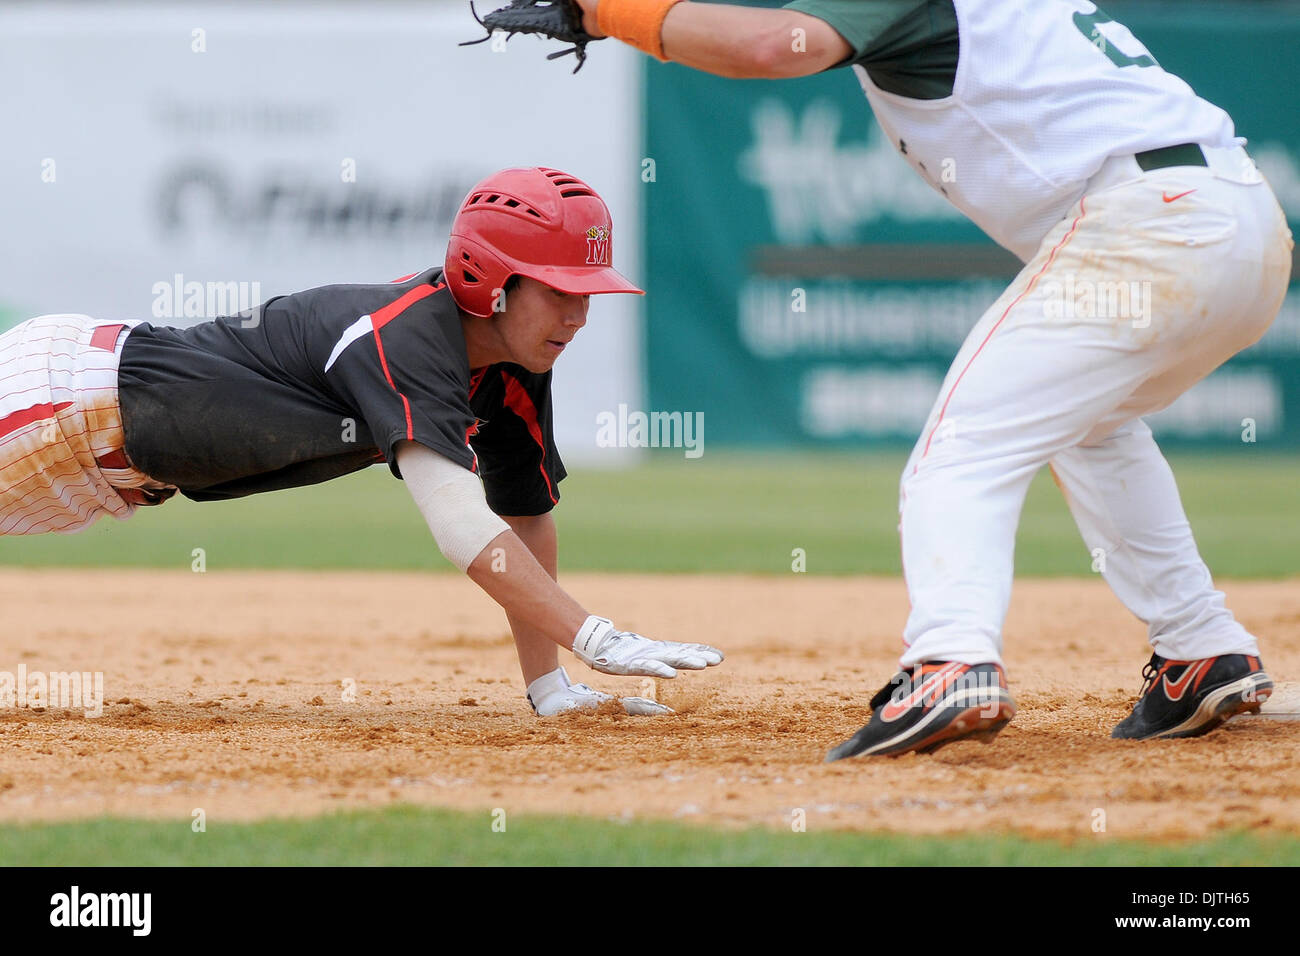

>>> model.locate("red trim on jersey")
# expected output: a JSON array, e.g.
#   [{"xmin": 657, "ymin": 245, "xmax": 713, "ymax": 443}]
[
  {"xmin": 464, "ymin": 419, "xmax": 481, "ymax": 473},
  {"xmin": 915, "ymin": 198, "xmax": 1089, "ymax": 470},
  {"xmin": 390, "ymin": 272, "xmax": 420, "ymax": 283},
  {"xmin": 0, "ymin": 401, "xmax": 74, "ymax": 442},
  {"xmin": 370, "ymin": 330, "xmax": 412, "ymax": 439},
  {"xmin": 371, "ymin": 282, "xmax": 443, "ymax": 332},
  {"xmin": 468, "ymin": 368, "xmax": 487, "ymax": 399},
  {"xmin": 500, "ymin": 370, "xmax": 556, "ymax": 505},
  {"xmin": 89, "ymin": 324, "xmax": 126, "ymax": 352},
  {"xmin": 367, "ymin": 282, "xmax": 447, "ymax": 441},
  {"xmin": 465, "ymin": 368, "xmax": 488, "ymax": 474}
]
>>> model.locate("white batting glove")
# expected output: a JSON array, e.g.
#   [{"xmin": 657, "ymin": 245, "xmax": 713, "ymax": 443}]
[
  {"xmin": 571, "ymin": 615, "xmax": 725, "ymax": 679},
  {"xmin": 526, "ymin": 666, "xmax": 674, "ymax": 717}
]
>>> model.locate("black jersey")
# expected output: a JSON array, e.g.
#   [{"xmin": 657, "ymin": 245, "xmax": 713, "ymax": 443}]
[{"xmin": 116, "ymin": 268, "xmax": 565, "ymax": 515}]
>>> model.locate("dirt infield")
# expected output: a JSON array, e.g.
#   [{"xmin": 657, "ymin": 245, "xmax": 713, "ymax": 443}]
[{"xmin": 0, "ymin": 568, "xmax": 1297, "ymax": 840}]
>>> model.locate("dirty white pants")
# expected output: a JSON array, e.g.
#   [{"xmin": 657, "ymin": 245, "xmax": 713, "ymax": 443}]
[
  {"xmin": 0, "ymin": 315, "xmax": 151, "ymax": 535},
  {"xmin": 898, "ymin": 145, "xmax": 1295, "ymax": 668}
]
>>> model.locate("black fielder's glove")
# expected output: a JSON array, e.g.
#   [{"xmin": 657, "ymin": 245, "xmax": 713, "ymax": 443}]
[{"xmin": 460, "ymin": 0, "xmax": 602, "ymax": 73}]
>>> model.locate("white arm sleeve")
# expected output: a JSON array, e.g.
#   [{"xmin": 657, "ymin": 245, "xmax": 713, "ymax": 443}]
[{"xmin": 395, "ymin": 441, "xmax": 510, "ymax": 573}]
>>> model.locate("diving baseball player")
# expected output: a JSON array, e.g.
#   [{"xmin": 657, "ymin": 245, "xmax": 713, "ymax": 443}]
[
  {"xmin": 0, "ymin": 165, "xmax": 723, "ymax": 718},
  {"xmin": 507, "ymin": 0, "xmax": 1292, "ymax": 755}
]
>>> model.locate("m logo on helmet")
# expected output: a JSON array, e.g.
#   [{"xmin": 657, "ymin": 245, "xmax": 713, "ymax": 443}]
[{"xmin": 585, "ymin": 225, "xmax": 611, "ymax": 265}]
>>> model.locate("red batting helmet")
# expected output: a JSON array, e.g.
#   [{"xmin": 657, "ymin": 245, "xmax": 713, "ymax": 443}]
[{"xmin": 444, "ymin": 167, "xmax": 644, "ymax": 317}]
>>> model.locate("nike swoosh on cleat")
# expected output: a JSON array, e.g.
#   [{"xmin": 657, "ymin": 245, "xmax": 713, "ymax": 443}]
[
  {"xmin": 880, "ymin": 662, "xmax": 965, "ymax": 722},
  {"xmin": 1162, "ymin": 189, "xmax": 1197, "ymax": 203},
  {"xmin": 1161, "ymin": 659, "xmax": 1213, "ymax": 701}
]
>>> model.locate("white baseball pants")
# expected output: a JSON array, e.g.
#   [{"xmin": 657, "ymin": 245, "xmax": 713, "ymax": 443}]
[
  {"xmin": 899, "ymin": 145, "xmax": 1295, "ymax": 667},
  {"xmin": 0, "ymin": 314, "xmax": 160, "ymax": 535}
]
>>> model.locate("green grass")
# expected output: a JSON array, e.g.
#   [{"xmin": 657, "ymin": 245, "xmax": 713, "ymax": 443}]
[
  {"xmin": 0, "ymin": 805, "xmax": 1294, "ymax": 866},
  {"xmin": 1, "ymin": 451, "xmax": 1297, "ymax": 576},
  {"xmin": 2, "ymin": 452, "xmax": 1296, "ymax": 576}
]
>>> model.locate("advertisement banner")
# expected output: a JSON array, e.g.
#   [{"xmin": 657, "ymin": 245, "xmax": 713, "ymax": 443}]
[
  {"xmin": 643, "ymin": 3, "xmax": 1300, "ymax": 448},
  {"xmin": 0, "ymin": 3, "xmax": 645, "ymax": 461}
]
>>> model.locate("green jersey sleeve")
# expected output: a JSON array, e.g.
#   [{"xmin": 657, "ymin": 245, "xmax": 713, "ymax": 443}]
[
  {"xmin": 780, "ymin": 0, "xmax": 918, "ymax": 60},
  {"xmin": 780, "ymin": 0, "xmax": 959, "ymax": 99}
]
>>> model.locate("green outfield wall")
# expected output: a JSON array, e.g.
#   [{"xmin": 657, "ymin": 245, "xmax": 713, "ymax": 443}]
[{"xmin": 643, "ymin": 2, "xmax": 1300, "ymax": 448}]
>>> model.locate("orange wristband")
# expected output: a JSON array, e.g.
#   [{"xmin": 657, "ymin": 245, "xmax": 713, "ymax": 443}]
[{"xmin": 597, "ymin": 0, "xmax": 684, "ymax": 62}]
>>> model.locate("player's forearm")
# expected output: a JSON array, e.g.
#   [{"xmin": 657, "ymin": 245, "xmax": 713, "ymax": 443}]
[
  {"xmin": 499, "ymin": 514, "xmax": 564, "ymax": 684},
  {"xmin": 580, "ymin": 0, "xmax": 845, "ymax": 78},
  {"xmin": 467, "ymin": 528, "xmax": 589, "ymax": 653},
  {"xmin": 659, "ymin": 4, "xmax": 838, "ymax": 78},
  {"xmin": 398, "ymin": 441, "xmax": 586, "ymax": 651},
  {"xmin": 503, "ymin": 513, "xmax": 558, "ymax": 577},
  {"xmin": 399, "ymin": 444, "xmax": 722, "ymax": 681}
]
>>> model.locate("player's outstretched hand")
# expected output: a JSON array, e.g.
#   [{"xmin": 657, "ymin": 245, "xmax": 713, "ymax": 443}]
[
  {"xmin": 527, "ymin": 666, "xmax": 674, "ymax": 716},
  {"xmin": 572, "ymin": 615, "xmax": 725, "ymax": 678}
]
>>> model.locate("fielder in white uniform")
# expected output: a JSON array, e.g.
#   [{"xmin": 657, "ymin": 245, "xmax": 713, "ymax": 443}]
[{"xmin": 574, "ymin": 0, "xmax": 1295, "ymax": 755}]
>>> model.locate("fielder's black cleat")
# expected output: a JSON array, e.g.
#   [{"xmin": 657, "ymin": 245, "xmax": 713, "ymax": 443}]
[
  {"xmin": 825, "ymin": 661, "xmax": 1015, "ymax": 761},
  {"xmin": 1111, "ymin": 653, "xmax": 1272, "ymax": 740}
]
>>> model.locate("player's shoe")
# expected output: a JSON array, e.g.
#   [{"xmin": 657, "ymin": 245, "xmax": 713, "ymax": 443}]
[
  {"xmin": 1111, "ymin": 653, "xmax": 1272, "ymax": 740},
  {"xmin": 824, "ymin": 661, "xmax": 1016, "ymax": 761}
]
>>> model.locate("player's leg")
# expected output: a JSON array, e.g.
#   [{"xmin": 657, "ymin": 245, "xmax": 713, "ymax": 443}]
[
  {"xmin": 894, "ymin": 201, "xmax": 1146, "ymax": 670},
  {"xmin": 1047, "ymin": 422, "xmax": 1272, "ymax": 739},
  {"xmin": 895, "ymin": 344, "xmax": 1135, "ymax": 668},
  {"xmin": 830, "ymin": 204, "xmax": 1160, "ymax": 760},
  {"xmin": 1047, "ymin": 162, "xmax": 1291, "ymax": 740},
  {"xmin": 1049, "ymin": 420, "xmax": 1253, "ymax": 659},
  {"xmin": 1046, "ymin": 298, "xmax": 1290, "ymax": 740},
  {"xmin": 1048, "ymin": 204, "xmax": 1292, "ymax": 656},
  {"xmin": 901, "ymin": 154, "xmax": 1292, "ymax": 670},
  {"xmin": 0, "ymin": 315, "xmax": 125, "ymax": 535},
  {"xmin": 0, "ymin": 315, "xmax": 166, "ymax": 536},
  {"xmin": 829, "ymin": 159, "xmax": 1291, "ymax": 758}
]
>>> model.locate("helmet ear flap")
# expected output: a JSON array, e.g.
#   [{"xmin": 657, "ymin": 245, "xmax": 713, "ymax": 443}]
[{"xmin": 445, "ymin": 234, "xmax": 515, "ymax": 317}]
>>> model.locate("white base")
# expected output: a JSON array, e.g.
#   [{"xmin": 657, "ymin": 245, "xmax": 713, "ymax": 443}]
[{"xmin": 1258, "ymin": 681, "xmax": 1300, "ymax": 721}]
